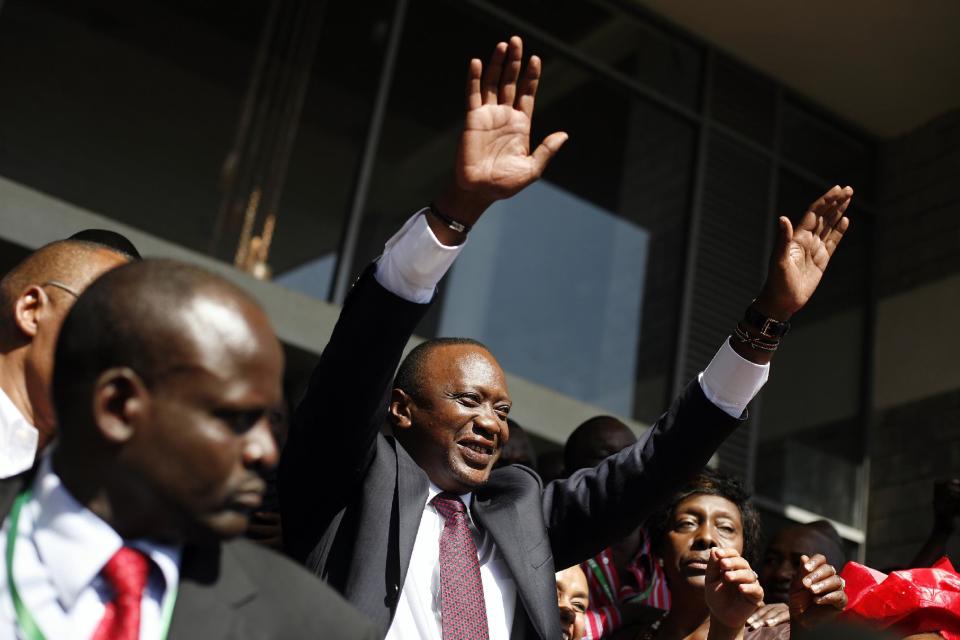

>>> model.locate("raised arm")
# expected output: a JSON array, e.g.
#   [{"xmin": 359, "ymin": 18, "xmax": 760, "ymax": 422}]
[
  {"xmin": 545, "ymin": 186, "xmax": 854, "ymax": 568},
  {"xmin": 279, "ymin": 35, "xmax": 566, "ymax": 561}
]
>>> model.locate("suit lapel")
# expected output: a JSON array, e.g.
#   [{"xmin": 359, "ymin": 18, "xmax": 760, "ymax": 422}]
[
  {"xmin": 168, "ymin": 543, "xmax": 258, "ymax": 640},
  {"xmin": 472, "ymin": 494, "xmax": 551, "ymax": 640},
  {"xmin": 395, "ymin": 442, "xmax": 428, "ymax": 591}
]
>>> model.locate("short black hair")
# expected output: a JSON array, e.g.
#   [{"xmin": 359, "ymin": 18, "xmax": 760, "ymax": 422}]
[
  {"xmin": 68, "ymin": 229, "xmax": 141, "ymax": 260},
  {"xmin": 393, "ymin": 337, "xmax": 490, "ymax": 399},
  {"xmin": 648, "ymin": 467, "xmax": 762, "ymax": 566}
]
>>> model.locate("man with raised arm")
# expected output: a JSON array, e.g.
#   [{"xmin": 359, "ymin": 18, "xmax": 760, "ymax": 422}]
[{"xmin": 279, "ymin": 36, "xmax": 853, "ymax": 640}]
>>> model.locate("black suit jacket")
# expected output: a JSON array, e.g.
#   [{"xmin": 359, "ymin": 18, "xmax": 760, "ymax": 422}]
[
  {"xmin": 0, "ymin": 472, "xmax": 378, "ymax": 640},
  {"xmin": 279, "ymin": 265, "xmax": 744, "ymax": 639}
]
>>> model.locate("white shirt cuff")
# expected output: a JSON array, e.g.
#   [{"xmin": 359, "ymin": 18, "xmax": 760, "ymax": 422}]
[
  {"xmin": 698, "ymin": 338, "xmax": 770, "ymax": 418},
  {"xmin": 374, "ymin": 209, "xmax": 464, "ymax": 304}
]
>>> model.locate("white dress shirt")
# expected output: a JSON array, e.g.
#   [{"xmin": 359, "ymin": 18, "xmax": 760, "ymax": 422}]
[
  {"xmin": 386, "ymin": 483, "xmax": 516, "ymax": 640},
  {"xmin": 375, "ymin": 210, "xmax": 771, "ymax": 638},
  {"xmin": 0, "ymin": 388, "xmax": 38, "ymax": 480},
  {"xmin": 0, "ymin": 456, "xmax": 181, "ymax": 640}
]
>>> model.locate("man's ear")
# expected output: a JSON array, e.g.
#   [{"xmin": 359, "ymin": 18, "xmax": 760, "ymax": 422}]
[
  {"xmin": 13, "ymin": 285, "xmax": 45, "ymax": 339},
  {"xmin": 92, "ymin": 367, "xmax": 149, "ymax": 444},
  {"xmin": 388, "ymin": 388, "xmax": 414, "ymax": 430}
]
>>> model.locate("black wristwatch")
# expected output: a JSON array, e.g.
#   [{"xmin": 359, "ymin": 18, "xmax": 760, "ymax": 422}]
[
  {"xmin": 427, "ymin": 203, "xmax": 472, "ymax": 235},
  {"xmin": 742, "ymin": 305, "xmax": 791, "ymax": 339}
]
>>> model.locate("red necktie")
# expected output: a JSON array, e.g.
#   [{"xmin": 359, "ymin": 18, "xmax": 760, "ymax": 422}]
[
  {"xmin": 92, "ymin": 546, "xmax": 150, "ymax": 640},
  {"xmin": 431, "ymin": 493, "xmax": 489, "ymax": 640}
]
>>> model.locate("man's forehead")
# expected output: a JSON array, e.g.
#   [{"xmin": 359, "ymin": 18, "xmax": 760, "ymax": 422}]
[{"xmin": 426, "ymin": 344, "xmax": 504, "ymax": 377}]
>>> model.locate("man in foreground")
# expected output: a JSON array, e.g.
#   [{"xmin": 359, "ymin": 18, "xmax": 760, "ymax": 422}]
[
  {"xmin": 0, "ymin": 260, "xmax": 377, "ymax": 639},
  {"xmin": 0, "ymin": 230, "xmax": 140, "ymax": 478},
  {"xmin": 280, "ymin": 36, "xmax": 853, "ymax": 639}
]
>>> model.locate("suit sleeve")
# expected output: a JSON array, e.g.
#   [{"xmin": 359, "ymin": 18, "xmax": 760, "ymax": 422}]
[
  {"xmin": 542, "ymin": 379, "xmax": 744, "ymax": 570},
  {"xmin": 279, "ymin": 263, "xmax": 431, "ymax": 563}
]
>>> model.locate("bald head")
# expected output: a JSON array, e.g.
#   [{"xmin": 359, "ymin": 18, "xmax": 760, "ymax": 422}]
[
  {"xmin": 53, "ymin": 259, "xmax": 276, "ymax": 435},
  {"xmin": 0, "ymin": 237, "xmax": 135, "ymax": 441},
  {"xmin": 564, "ymin": 415, "xmax": 636, "ymax": 474},
  {"xmin": 51, "ymin": 259, "xmax": 285, "ymax": 542},
  {"xmin": 0, "ymin": 239, "xmax": 133, "ymax": 343}
]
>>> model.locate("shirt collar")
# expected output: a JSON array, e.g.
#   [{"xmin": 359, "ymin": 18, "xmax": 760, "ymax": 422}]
[
  {"xmin": 426, "ymin": 481, "xmax": 475, "ymax": 526},
  {"xmin": 29, "ymin": 455, "xmax": 181, "ymax": 609},
  {"xmin": 0, "ymin": 387, "xmax": 38, "ymax": 478}
]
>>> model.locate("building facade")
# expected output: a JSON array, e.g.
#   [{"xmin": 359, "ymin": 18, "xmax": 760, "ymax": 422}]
[{"xmin": 1, "ymin": 0, "xmax": 957, "ymax": 565}]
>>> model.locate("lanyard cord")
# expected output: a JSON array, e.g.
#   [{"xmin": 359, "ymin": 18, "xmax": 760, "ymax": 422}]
[{"xmin": 5, "ymin": 491, "xmax": 179, "ymax": 640}]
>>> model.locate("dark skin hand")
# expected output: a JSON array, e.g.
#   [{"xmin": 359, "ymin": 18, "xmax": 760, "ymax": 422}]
[
  {"xmin": 746, "ymin": 602, "xmax": 789, "ymax": 631},
  {"xmin": 428, "ymin": 35, "xmax": 568, "ymax": 247},
  {"xmin": 736, "ymin": 185, "xmax": 854, "ymax": 365},
  {"xmin": 703, "ymin": 548, "xmax": 765, "ymax": 640},
  {"xmin": 788, "ymin": 554, "xmax": 847, "ymax": 631}
]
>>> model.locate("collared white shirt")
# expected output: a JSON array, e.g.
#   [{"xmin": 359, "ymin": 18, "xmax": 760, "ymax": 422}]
[
  {"xmin": 386, "ymin": 483, "xmax": 516, "ymax": 640},
  {"xmin": 0, "ymin": 456, "xmax": 181, "ymax": 640},
  {"xmin": 375, "ymin": 211, "xmax": 771, "ymax": 637},
  {"xmin": 0, "ymin": 388, "xmax": 38, "ymax": 480}
]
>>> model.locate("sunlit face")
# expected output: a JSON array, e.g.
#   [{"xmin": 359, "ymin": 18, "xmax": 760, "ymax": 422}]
[
  {"xmin": 556, "ymin": 565, "xmax": 589, "ymax": 640},
  {"xmin": 398, "ymin": 345, "xmax": 512, "ymax": 493},
  {"xmin": 660, "ymin": 494, "xmax": 744, "ymax": 593},
  {"xmin": 121, "ymin": 298, "xmax": 285, "ymax": 541}
]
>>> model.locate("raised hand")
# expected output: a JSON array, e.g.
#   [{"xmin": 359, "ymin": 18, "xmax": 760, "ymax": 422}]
[
  {"xmin": 433, "ymin": 36, "xmax": 569, "ymax": 233},
  {"xmin": 789, "ymin": 553, "xmax": 847, "ymax": 631},
  {"xmin": 704, "ymin": 548, "xmax": 765, "ymax": 636},
  {"xmin": 755, "ymin": 185, "xmax": 853, "ymax": 321}
]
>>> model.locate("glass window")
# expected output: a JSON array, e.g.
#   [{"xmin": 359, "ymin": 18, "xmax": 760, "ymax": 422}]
[
  {"xmin": 781, "ymin": 100, "xmax": 875, "ymax": 200},
  {"xmin": 754, "ymin": 170, "xmax": 872, "ymax": 526},
  {"xmin": 711, "ymin": 54, "xmax": 777, "ymax": 147},
  {"xmin": 0, "ymin": 0, "xmax": 267, "ymax": 254},
  {"xmin": 349, "ymin": 0, "xmax": 695, "ymax": 423},
  {"xmin": 0, "ymin": 0, "xmax": 389, "ymax": 301}
]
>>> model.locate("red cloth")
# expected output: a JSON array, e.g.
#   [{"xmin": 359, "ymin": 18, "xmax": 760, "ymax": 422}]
[
  {"xmin": 839, "ymin": 556, "xmax": 960, "ymax": 639},
  {"xmin": 92, "ymin": 546, "xmax": 150, "ymax": 640}
]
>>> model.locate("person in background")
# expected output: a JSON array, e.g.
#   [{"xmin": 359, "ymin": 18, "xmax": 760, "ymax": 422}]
[
  {"xmin": 750, "ymin": 520, "xmax": 847, "ymax": 630},
  {"xmin": 493, "ymin": 417, "xmax": 538, "ymax": 471},
  {"xmin": 557, "ymin": 564, "xmax": 591, "ymax": 640},
  {"xmin": 564, "ymin": 415, "xmax": 671, "ymax": 638},
  {"xmin": 538, "ymin": 449, "xmax": 566, "ymax": 484},
  {"xmin": 632, "ymin": 469, "xmax": 848, "ymax": 640},
  {"xmin": 0, "ymin": 230, "xmax": 139, "ymax": 478}
]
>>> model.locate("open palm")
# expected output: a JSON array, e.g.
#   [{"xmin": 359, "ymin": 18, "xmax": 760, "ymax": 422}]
[
  {"xmin": 759, "ymin": 185, "xmax": 853, "ymax": 318},
  {"xmin": 449, "ymin": 37, "xmax": 568, "ymax": 220}
]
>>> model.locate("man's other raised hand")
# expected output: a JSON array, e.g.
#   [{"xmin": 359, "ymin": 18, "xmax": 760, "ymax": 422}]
[
  {"xmin": 755, "ymin": 185, "xmax": 854, "ymax": 322},
  {"xmin": 430, "ymin": 36, "xmax": 569, "ymax": 245}
]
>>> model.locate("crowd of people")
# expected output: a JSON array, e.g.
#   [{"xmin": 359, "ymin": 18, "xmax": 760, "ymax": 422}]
[{"xmin": 0, "ymin": 35, "xmax": 956, "ymax": 640}]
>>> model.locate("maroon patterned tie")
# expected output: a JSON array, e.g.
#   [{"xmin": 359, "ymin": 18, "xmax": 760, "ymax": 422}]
[
  {"xmin": 431, "ymin": 493, "xmax": 489, "ymax": 639},
  {"xmin": 92, "ymin": 546, "xmax": 150, "ymax": 640}
]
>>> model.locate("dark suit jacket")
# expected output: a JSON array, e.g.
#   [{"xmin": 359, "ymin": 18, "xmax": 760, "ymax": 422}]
[
  {"xmin": 279, "ymin": 265, "xmax": 744, "ymax": 639},
  {"xmin": 0, "ymin": 472, "xmax": 378, "ymax": 640}
]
